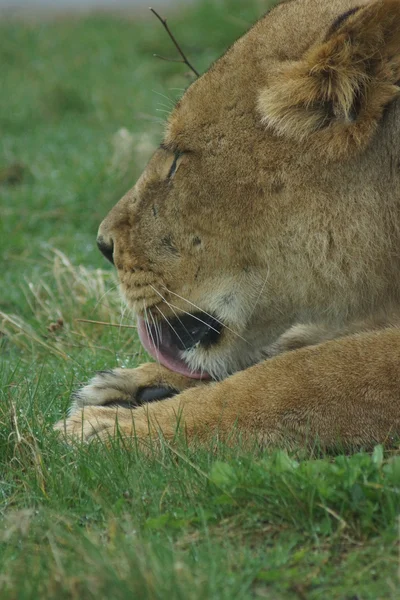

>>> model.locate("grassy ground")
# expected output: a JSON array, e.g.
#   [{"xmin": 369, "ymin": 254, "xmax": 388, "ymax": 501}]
[{"xmin": 1, "ymin": 0, "xmax": 399, "ymax": 597}]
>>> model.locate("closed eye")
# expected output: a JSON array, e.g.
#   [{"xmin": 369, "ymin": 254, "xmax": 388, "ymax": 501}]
[{"xmin": 167, "ymin": 152, "xmax": 183, "ymax": 179}]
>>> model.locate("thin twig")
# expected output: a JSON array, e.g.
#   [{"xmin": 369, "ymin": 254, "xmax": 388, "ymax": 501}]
[
  {"xmin": 153, "ymin": 54, "xmax": 186, "ymax": 63},
  {"xmin": 75, "ymin": 319, "xmax": 137, "ymax": 329},
  {"xmin": 150, "ymin": 7, "xmax": 200, "ymax": 78}
]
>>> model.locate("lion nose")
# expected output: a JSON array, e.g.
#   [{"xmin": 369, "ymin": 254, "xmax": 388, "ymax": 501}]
[{"xmin": 97, "ymin": 235, "xmax": 114, "ymax": 265}]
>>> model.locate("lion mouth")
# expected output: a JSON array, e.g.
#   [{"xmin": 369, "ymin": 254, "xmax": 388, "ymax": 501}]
[{"xmin": 137, "ymin": 313, "xmax": 223, "ymax": 379}]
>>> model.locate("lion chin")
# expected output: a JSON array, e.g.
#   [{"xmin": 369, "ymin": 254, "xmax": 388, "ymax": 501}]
[{"xmin": 56, "ymin": 0, "xmax": 400, "ymax": 451}]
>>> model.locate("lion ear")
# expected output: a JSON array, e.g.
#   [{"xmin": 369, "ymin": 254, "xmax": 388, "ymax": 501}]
[{"xmin": 258, "ymin": 0, "xmax": 400, "ymax": 158}]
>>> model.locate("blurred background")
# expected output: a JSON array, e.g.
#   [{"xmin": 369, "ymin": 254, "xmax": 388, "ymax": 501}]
[{"xmin": 0, "ymin": 0, "xmax": 192, "ymax": 13}]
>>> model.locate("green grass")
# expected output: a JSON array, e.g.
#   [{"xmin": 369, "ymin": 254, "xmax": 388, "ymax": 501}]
[{"xmin": 1, "ymin": 1, "xmax": 399, "ymax": 597}]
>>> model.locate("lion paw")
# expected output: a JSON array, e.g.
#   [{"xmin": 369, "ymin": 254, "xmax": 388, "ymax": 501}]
[
  {"xmin": 54, "ymin": 406, "xmax": 139, "ymax": 443},
  {"xmin": 68, "ymin": 363, "xmax": 194, "ymax": 415}
]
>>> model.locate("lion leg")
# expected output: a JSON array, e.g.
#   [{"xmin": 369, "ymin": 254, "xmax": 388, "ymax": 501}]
[
  {"xmin": 57, "ymin": 327, "xmax": 400, "ymax": 449},
  {"xmin": 69, "ymin": 316, "xmax": 397, "ymax": 416},
  {"xmin": 266, "ymin": 313, "xmax": 400, "ymax": 357},
  {"xmin": 69, "ymin": 362, "xmax": 208, "ymax": 415}
]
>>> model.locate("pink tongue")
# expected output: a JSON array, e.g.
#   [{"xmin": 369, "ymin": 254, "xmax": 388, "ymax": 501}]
[{"xmin": 137, "ymin": 318, "xmax": 210, "ymax": 380}]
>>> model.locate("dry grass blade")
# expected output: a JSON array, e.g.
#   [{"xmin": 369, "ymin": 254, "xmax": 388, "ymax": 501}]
[
  {"xmin": 0, "ymin": 310, "xmax": 69, "ymax": 359},
  {"xmin": 8, "ymin": 401, "xmax": 47, "ymax": 496},
  {"xmin": 76, "ymin": 319, "xmax": 137, "ymax": 329},
  {"xmin": 0, "ymin": 249, "xmax": 134, "ymax": 358}
]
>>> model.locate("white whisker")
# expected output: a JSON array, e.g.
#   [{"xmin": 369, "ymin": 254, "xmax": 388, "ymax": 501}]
[
  {"xmin": 149, "ymin": 309, "xmax": 161, "ymax": 348},
  {"xmin": 168, "ymin": 302, "xmax": 221, "ymax": 335},
  {"xmin": 93, "ymin": 283, "xmax": 121, "ymax": 313},
  {"xmin": 247, "ymin": 266, "xmax": 270, "ymax": 321},
  {"xmin": 162, "ymin": 287, "xmax": 250, "ymax": 344},
  {"xmin": 149, "ymin": 285, "xmax": 195, "ymax": 342},
  {"xmin": 152, "ymin": 90, "xmax": 176, "ymax": 108},
  {"xmin": 154, "ymin": 305, "xmax": 187, "ymax": 350},
  {"xmin": 144, "ymin": 306, "xmax": 161, "ymax": 366}
]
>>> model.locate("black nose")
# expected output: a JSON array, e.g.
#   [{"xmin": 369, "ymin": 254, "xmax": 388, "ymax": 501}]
[{"xmin": 97, "ymin": 236, "xmax": 114, "ymax": 265}]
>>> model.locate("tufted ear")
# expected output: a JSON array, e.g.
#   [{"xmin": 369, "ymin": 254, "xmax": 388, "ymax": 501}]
[{"xmin": 259, "ymin": 0, "xmax": 400, "ymax": 158}]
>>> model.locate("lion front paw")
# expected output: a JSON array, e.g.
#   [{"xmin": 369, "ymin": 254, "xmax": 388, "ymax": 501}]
[
  {"xmin": 70, "ymin": 370, "xmax": 135, "ymax": 414},
  {"xmin": 69, "ymin": 363, "xmax": 194, "ymax": 415},
  {"xmin": 54, "ymin": 406, "xmax": 139, "ymax": 443}
]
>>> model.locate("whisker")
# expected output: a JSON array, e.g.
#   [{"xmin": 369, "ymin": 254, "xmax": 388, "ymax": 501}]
[
  {"xmin": 144, "ymin": 306, "xmax": 161, "ymax": 366},
  {"xmin": 154, "ymin": 310, "xmax": 163, "ymax": 342},
  {"xmin": 168, "ymin": 302, "xmax": 221, "ymax": 335},
  {"xmin": 156, "ymin": 102, "xmax": 175, "ymax": 112},
  {"xmin": 152, "ymin": 90, "xmax": 176, "ymax": 108},
  {"xmin": 154, "ymin": 305, "xmax": 187, "ymax": 350},
  {"xmin": 163, "ymin": 287, "xmax": 250, "ymax": 344},
  {"xmin": 161, "ymin": 287, "xmax": 230, "ymax": 329},
  {"xmin": 247, "ymin": 266, "xmax": 270, "ymax": 321},
  {"xmin": 144, "ymin": 295, "xmax": 163, "ymax": 342},
  {"xmin": 93, "ymin": 283, "xmax": 121, "ymax": 313},
  {"xmin": 149, "ymin": 284, "xmax": 195, "ymax": 343},
  {"xmin": 118, "ymin": 304, "xmax": 129, "ymax": 335},
  {"xmin": 149, "ymin": 309, "xmax": 162, "ymax": 348}
]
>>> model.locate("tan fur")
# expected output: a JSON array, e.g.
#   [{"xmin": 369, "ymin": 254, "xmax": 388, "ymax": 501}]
[
  {"xmin": 56, "ymin": 0, "xmax": 400, "ymax": 450},
  {"xmin": 259, "ymin": 0, "xmax": 400, "ymax": 157}
]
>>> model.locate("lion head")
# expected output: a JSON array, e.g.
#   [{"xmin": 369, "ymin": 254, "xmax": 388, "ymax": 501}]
[{"xmin": 97, "ymin": 0, "xmax": 400, "ymax": 380}]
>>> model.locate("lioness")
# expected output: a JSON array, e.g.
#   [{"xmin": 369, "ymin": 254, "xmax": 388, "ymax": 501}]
[{"xmin": 57, "ymin": 0, "xmax": 400, "ymax": 449}]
